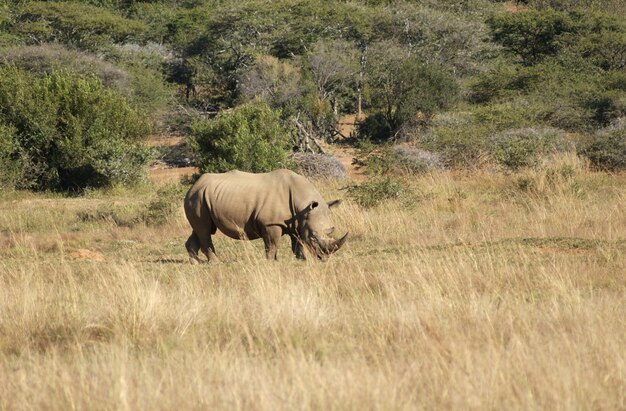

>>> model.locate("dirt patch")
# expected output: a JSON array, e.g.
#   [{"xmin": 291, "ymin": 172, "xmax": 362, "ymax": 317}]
[
  {"xmin": 503, "ymin": 1, "xmax": 527, "ymax": 13},
  {"xmin": 146, "ymin": 134, "xmax": 186, "ymax": 147},
  {"xmin": 337, "ymin": 114, "xmax": 361, "ymax": 139},
  {"xmin": 321, "ymin": 114, "xmax": 368, "ymax": 182},
  {"xmin": 149, "ymin": 166, "xmax": 197, "ymax": 186},
  {"xmin": 321, "ymin": 143, "xmax": 367, "ymax": 182}
]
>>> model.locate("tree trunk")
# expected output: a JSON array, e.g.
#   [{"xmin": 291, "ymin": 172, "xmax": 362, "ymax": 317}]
[{"xmin": 357, "ymin": 42, "xmax": 367, "ymax": 121}]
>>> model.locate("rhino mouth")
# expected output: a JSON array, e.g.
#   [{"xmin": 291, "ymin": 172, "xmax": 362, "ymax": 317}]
[{"xmin": 308, "ymin": 232, "xmax": 349, "ymax": 257}]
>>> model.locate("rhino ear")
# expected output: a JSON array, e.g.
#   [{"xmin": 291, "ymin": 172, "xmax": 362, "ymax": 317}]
[
  {"xmin": 304, "ymin": 201, "xmax": 319, "ymax": 214},
  {"xmin": 327, "ymin": 199, "xmax": 342, "ymax": 209}
]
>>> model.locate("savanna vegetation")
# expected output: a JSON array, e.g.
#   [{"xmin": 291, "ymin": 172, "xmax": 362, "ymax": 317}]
[{"xmin": 0, "ymin": 0, "xmax": 625, "ymax": 409}]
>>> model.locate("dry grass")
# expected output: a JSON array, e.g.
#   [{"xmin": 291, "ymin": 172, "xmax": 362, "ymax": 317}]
[{"xmin": 1, "ymin": 161, "xmax": 625, "ymax": 410}]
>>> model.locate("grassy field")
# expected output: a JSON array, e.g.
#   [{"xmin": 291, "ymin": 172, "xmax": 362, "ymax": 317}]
[{"xmin": 1, "ymin": 158, "xmax": 625, "ymax": 410}]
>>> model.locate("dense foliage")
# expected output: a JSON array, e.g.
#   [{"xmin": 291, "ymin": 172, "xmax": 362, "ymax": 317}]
[
  {"xmin": 0, "ymin": 67, "xmax": 150, "ymax": 191},
  {"xmin": 0, "ymin": 0, "xmax": 624, "ymax": 188},
  {"xmin": 191, "ymin": 102, "xmax": 293, "ymax": 173}
]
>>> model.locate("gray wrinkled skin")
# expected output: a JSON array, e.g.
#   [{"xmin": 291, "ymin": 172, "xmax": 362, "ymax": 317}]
[{"xmin": 184, "ymin": 169, "xmax": 348, "ymax": 263}]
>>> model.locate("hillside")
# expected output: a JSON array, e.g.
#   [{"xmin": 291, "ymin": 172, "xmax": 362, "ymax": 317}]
[{"xmin": 1, "ymin": 0, "xmax": 625, "ymax": 189}]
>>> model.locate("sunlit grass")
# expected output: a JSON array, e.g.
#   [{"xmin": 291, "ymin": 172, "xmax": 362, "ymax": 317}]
[{"xmin": 0, "ymin": 164, "xmax": 625, "ymax": 410}]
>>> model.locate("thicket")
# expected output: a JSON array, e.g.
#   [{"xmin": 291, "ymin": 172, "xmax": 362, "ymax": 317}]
[
  {"xmin": 0, "ymin": 67, "xmax": 150, "ymax": 191},
  {"xmin": 14, "ymin": 2, "xmax": 147, "ymax": 50},
  {"xmin": 0, "ymin": 0, "xmax": 625, "ymax": 189}
]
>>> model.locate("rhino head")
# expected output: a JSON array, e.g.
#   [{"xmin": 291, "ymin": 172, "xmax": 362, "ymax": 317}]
[{"xmin": 298, "ymin": 199, "xmax": 349, "ymax": 259}]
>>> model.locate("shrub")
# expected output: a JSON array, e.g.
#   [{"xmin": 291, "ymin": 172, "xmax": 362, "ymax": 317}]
[
  {"xmin": 389, "ymin": 4, "xmax": 494, "ymax": 77},
  {"xmin": 582, "ymin": 90, "xmax": 626, "ymax": 128},
  {"xmin": 472, "ymin": 99, "xmax": 544, "ymax": 131},
  {"xmin": 579, "ymin": 118, "xmax": 626, "ymax": 171},
  {"xmin": 392, "ymin": 146, "xmax": 445, "ymax": 172},
  {"xmin": 191, "ymin": 102, "xmax": 294, "ymax": 173},
  {"xmin": 0, "ymin": 123, "xmax": 19, "ymax": 189},
  {"xmin": 511, "ymin": 153, "xmax": 588, "ymax": 198},
  {"xmin": 571, "ymin": 30, "xmax": 626, "ymax": 71},
  {"xmin": 490, "ymin": 127, "xmax": 572, "ymax": 170},
  {"xmin": 467, "ymin": 64, "xmax": 540, "ymax": 104},
  {"xmin": 418, "ymin": 125, "xmax": 490, "ymax": 168},
  {"xmin": 357, "ymin": 112, "xmax": 393, "ymax": 142},
  {"xmin": 292, "ymin": 153, "xmax": 347, "ymax": 179},
  {"xmin": 487, "ymin": 9, "xmax": 575, "ymax": 65},
  {"xmin": 0, "ymin": 44, "xmax": 174, "ymax": 126},
  {"xmin": 16, "ymin": 1, "xmax": 147, "ymax": 50},
  {"xmin": 143, "ymin": 183, "xmax": 186, "ymax": 226},
  {"xmin": 354, "ymin": 141, "xmax": 443, "ymax": 176},
  {"xmin": 0, "ymin": 44, "xmax": 129, "ymax": 89},
  {"xmin": 77, "ymin": 183, "xmax": 186, "ymax": 227},
  {"xmin": 0, "ymin": 4, "xmax": 18, "ymax": 47},
  {"xmin": 0, "ymin": 67, "xmax": 151, "ymax": 191},
  {"xmin": 346, "ymin": 176, "xmax": 408, "ymax": 208}
]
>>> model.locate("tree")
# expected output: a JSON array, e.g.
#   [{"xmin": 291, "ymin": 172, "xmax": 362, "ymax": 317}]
[
  {"xmin": 487, "ymin": 9, "xmax": 574, "ymax": 66},
  {"xmin": 364, "ymin": 42, "xmax": 458, "ymax": 140},
  {"xmin": 307, "ymin": 40, "xmax": 359, "ymax": 114},
  {"xmin": 239, "ymin": 55, "xmax": 303, "ymax": 111}
]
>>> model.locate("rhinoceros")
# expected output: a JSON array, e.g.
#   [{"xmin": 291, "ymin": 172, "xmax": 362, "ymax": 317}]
[{"xmin": 183, "ymin": 169, "xmax": 348, "ymax": 262}]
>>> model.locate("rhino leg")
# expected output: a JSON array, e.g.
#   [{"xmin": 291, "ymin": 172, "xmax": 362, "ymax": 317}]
[
  {"xmin": 262, "ymin": 226, "xmax": 282, "ymax": 260},
  {"xmin": 290, "ymin": 235, "xmax": 306, "ymax": 260},
  {"xmin": 186, "ymin": 230, "xmax": 217, "ymax": 263}
]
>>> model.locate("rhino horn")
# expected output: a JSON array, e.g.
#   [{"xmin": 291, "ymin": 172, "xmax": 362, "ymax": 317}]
[{"xmin": 320, "ymin": 232, "xmax": 349, "ymax": 254}]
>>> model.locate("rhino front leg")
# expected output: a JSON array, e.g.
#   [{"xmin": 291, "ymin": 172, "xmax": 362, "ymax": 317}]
[
  {"xmin": 262, "ymin": 226, "xmax": 282, "ymax": 260},
  {"xmin": 290, "ymin": 235, "xmax": 306, "ymax": 260}
]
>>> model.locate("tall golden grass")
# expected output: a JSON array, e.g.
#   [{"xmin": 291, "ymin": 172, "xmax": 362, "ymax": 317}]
[{"xmin": 1, "ymin": 157, "xmax": 624, "ymax": 410}]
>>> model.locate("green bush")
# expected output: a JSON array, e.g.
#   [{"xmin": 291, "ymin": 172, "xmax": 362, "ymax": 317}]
[
  {"xmin": 16, "ymin": 1, "xmax": 147, "ymax": 50},
  {"xmin": 143, "ymin": 183, "xmax": 186, "ymax": 226},
  {"xmin": 0, "ymin": 44, "xmax": 129, "ymax": 89},
  {"xmin": 579, "ymin": 119, "xmax": 626, "ymax": 171},
  {"xmin": 467, "ymin": 64, "xmax": 540, "ymax": 104},
  {"xmin": 365, "ymin": 47, "xmax": 459, "ymax": 138},
  {"xmin": 472, "ymin": 100, "xmax": 544, "ymax": 130},
  {"xmin": 0, "ymin": 123, "xmax": 20, "ymax": 189},
  {"xmin": 487, "ymin": 9, "xmax": 575, "ymax": 65},
  {"xmin": 346, "ymin": 176, "xmax": 408, "ymax": 208},
  {"xmin": 0, "ymin": 67, "xmax": 151, "ymax": 191},
  {"xmin": 419, "ymin": 125, "xmax": 490, "ymax": 168},
  {"xmin": 0, "ymin": 44, "xmax": 174, "ymax": 129},
  {"xmin": 582, "ymin": 90, "xmax": 626, "ymax": 127},
  {"xmin": 490, "ymin": 127, "xmax": 571, "ymax": 170},
  {"xmin": 357, "ymin": 112, "xmax": 392, "ymax": 142},
  {"xmin": 570, "ymin": 30, "xmax": 626, "ymax": 71},
  {"xmin": 191, "ymin": 101, "xmax": 294, "ymax": 173},
  {"xmin": 0, "ymin": 3, "xmax": 18, "ymax": 47}
]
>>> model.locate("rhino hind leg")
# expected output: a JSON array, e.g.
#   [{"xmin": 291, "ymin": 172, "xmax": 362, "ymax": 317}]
[
  {"xmin": 186, "ymin": 230, "xmax": 217, "ymax": 264},
  {"xmin": 185, "ymin": 232, "xmax": 203, "ymax": 264}
]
